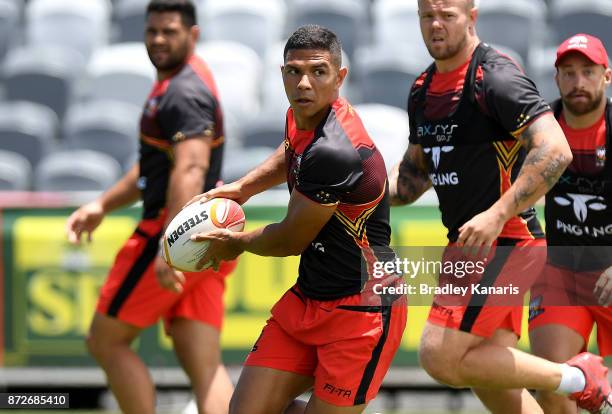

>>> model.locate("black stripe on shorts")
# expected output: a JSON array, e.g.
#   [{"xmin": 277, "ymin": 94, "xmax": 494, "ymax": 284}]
[
  {"xmin": 134, "ymin": 227, "xmax": 150, "ymax": 238},
  {"xmin": 458, "ymin": 238, "xmax": 517, "ymax": 333},
  {"xmin": 107, "ymin": 230, "xmax": 163, "ymax": 317},
  {"xmin": 354, "ymin": 305, "xmax": 392, "ymax": 405},
  {"xmin": 289, "ymin": 287, "xmax": 306, "ymax": 304}
]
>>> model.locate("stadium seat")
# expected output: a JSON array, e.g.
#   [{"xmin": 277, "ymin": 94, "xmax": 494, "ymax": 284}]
[
  {"xmin": 84, "ymin": 42, "xmax": 155, "ymax": 107},
  {"xmin": 260, "ymin": 75, "xmax": 289, "ymax": 122},
  {"xmin": 353, "ymin": 103, "xmax": 409, "ymax": 172},
  {"xmin": 529, "ymin": 46, "xmax": 559, "ymax": 103},
  {"xmin": 476, "ymin": 0, "xmax": 547, "ymax": 63},
  {"xmin": 25, "ymin": 0, "xmax": 111, "ymax": 60},
  {"xmin": 354, "ymin": 45, "xmax": 427, "ymax": 109},
  {"xmin": 550, "ymin": 0, "xmax": 612, "ymax": 48},
  {"xmin": 372, "ymin": 0, "xmax": 430, "ymax": 61},
  {"xmin": 222, "ymin": 146, "xmax": 275, "ymax": 183},
  {"xmin": 113, "ymin": 0, "xmax": 148, "ymax": 43},
  {"xmin": 0, "ymin": 150, "xmax": 33, "ymax": 191},
  {"xmin": 243, "ymin": 113, "xmax": 286, "ymax": 149},
  {"xmin": 197, "ymin": 41, "xmax": 262, "ymax": 123},
  {"xmin": 0, "ymin": 0, "xmax": 19, "ymax": 62},
  {"xmin": 2, "ymin": 45, "xmax": 84, "ymax": 120},
  {"xmin": 63, "ymin": 100, "xmax": 141, "ymax": 171},
  {"xmin": 0, "ymin": 101, "xmax": 58, "ymax": 168},
  {"xmin": 34, "ymin": 150, "xmax": 122, "ymax": 192},
  {"xmin": 200, "ymin": 0, "xmax": 286, "ymax": 58},
  {"xmin": 289, "ymin": 0, "xmax": 368, "ymax": 59},
  {"xmin": 261, "ymin": 41, "xmax": 290, "ymax": 118},
  {"xmin": 222, "ymin": 110, "xmax": 246, "ymax": 151}
]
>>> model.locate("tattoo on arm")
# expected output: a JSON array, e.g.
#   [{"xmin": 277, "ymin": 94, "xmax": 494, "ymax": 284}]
[
  {"xmin": 512, "ymin": 173, "xmax": 536, "ymax": 208},
  {"xmin": 517, "ymin": 115, "xmax": 548, "ymax": 151},
  {"xmin": 394, "ymin": 145, "xmax": 431, "ymax": 204},
  {"xmin": 514, "ymin": 116, "xmax": 570, "ymax": 208}
]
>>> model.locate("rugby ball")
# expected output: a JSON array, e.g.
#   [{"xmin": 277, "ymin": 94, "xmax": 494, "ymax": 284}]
[{"xmin": 161, "ymin": 198, "xmax": 245, "ymax": 272}]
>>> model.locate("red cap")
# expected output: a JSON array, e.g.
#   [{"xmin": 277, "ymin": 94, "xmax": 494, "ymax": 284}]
[{"xmin": 555, "ymin": 34, "xmax": 609, "ymax": 68}]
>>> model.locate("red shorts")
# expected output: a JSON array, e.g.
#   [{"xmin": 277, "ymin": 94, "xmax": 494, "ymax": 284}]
[
  {"xmin": 529, "ymin": 264, "xmax": 612, "ymax": 356},
  {"xmin": 96, "ymin": 214, "xmax": 236, "ymax": 331},
  {"xmin": 245, "ymin": 286, "xmax": 407, "ymax": 406},
  {"xmin": 428, "ymin": 238, "xmax": 546, "ymax": 338}
]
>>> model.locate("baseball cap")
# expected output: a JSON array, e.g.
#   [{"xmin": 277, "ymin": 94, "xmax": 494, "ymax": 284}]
[{"xmin": 555, "ymin": 34, "xmax": 609, "ymax": 68}]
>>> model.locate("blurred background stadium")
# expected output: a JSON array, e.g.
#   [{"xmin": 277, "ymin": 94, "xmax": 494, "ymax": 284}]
[{"xmin": 0, "ymin": 0, "xmax": 610, "ymax": 413}]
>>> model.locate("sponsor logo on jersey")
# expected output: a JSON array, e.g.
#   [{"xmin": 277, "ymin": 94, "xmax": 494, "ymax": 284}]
[
  {"xmin": 423, "ymin": 146, "xmax": 459, "ymax": 186},
  {"xmin": 429, "ymin": 172, "xmax": 459, "ymax": 186},
  {"xmin": 554, "ymin": 193, "xmax": 606, "ymax": 222},
  {"xmin": 558, "ymin": 174, "xmax": 607, "ymax": 195},
  {"xmin": 423, "ymin": 146, "xmax": 454, "ymax": 170},
  {"xmin": 555, "ymin": 220, "xmax": 612, "ymax": 237},
  {"xmin": 417, "ymin": 123, "xmax": 458, "ymax": 143},
  {"xmin": 554, "ymin": 193, "xmax": 610, "ymax": 237}
]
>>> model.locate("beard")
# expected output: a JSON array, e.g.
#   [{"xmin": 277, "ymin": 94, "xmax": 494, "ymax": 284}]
[
  {"xmin": 425, "ymin": 32, "xmax": 468, "ymax": 61},
  {"xmin": 147, "ymin": 42, "xmax": 189, "ymax": 72},
  {"xmin": 562, "ymin": 89, "xmax": 605, "ymax": 116}
]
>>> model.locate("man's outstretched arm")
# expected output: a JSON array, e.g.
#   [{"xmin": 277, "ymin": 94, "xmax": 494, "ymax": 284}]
[{"xmin": 192, "ymin": 189, "xmax": 337, "ymax": 268}]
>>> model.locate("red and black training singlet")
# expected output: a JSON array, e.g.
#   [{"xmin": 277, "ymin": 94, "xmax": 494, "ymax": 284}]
[
  {"xmin": 285, "ymin": 98, "xmax": 392, "ymax": 300},
  {"xmin": 408, "ymin": 43, "xmax": 549, "ymax": 242},
  {"xmin": 139, "ymin": 54, "xmax": 225, "ymax": 219},
  {"xmin": 546, "ymin": 99, "xmax": 612, "ymax": 270}
]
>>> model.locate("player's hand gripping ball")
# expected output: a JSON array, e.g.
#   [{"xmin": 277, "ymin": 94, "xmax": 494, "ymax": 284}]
[{"xmin": 161, "ymin": 198, "xmax": 245, "ymax": 272}]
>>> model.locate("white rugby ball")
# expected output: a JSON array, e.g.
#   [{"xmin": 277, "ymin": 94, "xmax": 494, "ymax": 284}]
[{"xmin": 161, "ymin": 198, "xmax": 245, "ymax": 272}]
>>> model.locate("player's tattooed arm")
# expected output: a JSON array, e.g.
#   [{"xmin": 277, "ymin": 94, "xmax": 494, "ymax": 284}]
[
  {"xmin": 515, "ymin": 114, "xmax": 571, "ymax": 205},
  {"xmin": 496, "ymin": 113, "xmax": 572, "ymax": 218},
  {"xmin": 457, "ymin": 114, "xmax": 570, "ymax": 249},
  {"xmin": 389, "ymin": 144, "xmax": 432, "ymax": 206}
]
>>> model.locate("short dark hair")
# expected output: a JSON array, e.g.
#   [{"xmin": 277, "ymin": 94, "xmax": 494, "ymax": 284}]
[
  {"xmin": 146, "ymin": 0, "xmax": 197, "ymax": 27},
  {"xmin": 284, "ymin": 25, "xmax": 342, "ymax": 67}
]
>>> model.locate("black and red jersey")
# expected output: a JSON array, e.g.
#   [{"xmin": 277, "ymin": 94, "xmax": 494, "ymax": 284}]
[
  {"xmin": 139, "ymin": 54, "xmax": 225, "ymax": 219},
  {"xmin": 285, "ymin": 98, "xmax": 392, "ymax": 300},
  {"xmin": 408, "ymin": 43, "xmax": 548, "ymax": 242},
  {"xmin": 546, "ymin": 99, "xmax": 612, "ymax": 270}
]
